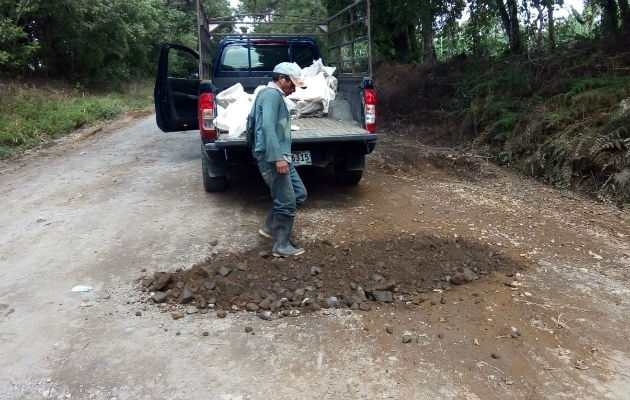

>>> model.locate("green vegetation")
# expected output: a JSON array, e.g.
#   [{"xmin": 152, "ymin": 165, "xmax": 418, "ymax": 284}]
[
  {"xmin": 0, "ymin": 81, "xmax": 153, "ymax": 159},
  {"xmin": 461, "ymin": 45, "xmax": 630, "ymax": 205},
  {"xmin": 0, "ymin": 0, "xmax": 230, "ymax": 85},
  {"xmin": 1, "ymin": 0, "xmax": 628, "ymax": 204}
]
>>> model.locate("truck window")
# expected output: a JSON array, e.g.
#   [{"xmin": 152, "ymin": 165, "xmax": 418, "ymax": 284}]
[
  {"xmin": 168, "ymin": 48, "xmax": 199, "ymax": 78},
  {"xmin": 220, "ymin": 44, "xmax": 249, "ymax": 71},
  {"xmin": 291, "ymin": 43, "xmax": 318, "ymax": 68},
  {"xmin": 219, "ymin": 42, "xmax": 318, "ymax": 72},
  {"xmin": 250, "ymin": 44, "xmax": 289, "ymax": 71}
]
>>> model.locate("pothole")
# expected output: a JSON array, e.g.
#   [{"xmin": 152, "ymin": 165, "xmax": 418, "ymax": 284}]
[{"xmin": 138, "ymin": 234, "xmax": 528, "ymax": 318}]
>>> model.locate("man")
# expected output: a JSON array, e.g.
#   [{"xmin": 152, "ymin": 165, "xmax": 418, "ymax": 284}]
[{"xmin": 248, "ymin": 62, "xmax": 307, "ymax": 257}]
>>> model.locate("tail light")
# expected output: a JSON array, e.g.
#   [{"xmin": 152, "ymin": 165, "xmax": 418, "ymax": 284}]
[
  {"xmin": 198, "ymin": 92, "xmax": 217, "ymax": 140},
  {"xmin": 363, "ymin": 89, "xmax": 377, "ymax": 133}
]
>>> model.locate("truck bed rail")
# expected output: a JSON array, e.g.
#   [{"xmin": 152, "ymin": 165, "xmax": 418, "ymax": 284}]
[{"xmin": 196, "ymin": 0, "xmax": 372, "ymax": 77}]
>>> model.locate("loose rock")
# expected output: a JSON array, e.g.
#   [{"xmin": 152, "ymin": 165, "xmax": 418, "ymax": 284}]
[
  {"xmin": 149, "ymin": 272, "xmax": 172, "ymax": 292},
  {"xmin": 203, "ymin": 280, "xmax": 216, "ymax": 290},
  {"xmin": 186, "ymin": 306, "xmax": 198, "ymax": 314},
  {"xmin": 375, "ymin": 280, "xmax": 397, "ymax": 291},
  {"xmin": 246, "ymin": 303, "xmax": 259, "ymax": 312},
  {"xmin": 372, "ymin": 290, "xmax": 393, "ymax": 302},
  {"xmin": 451, "ymin": 267, "xmax": 477, "ymax": 285},
  {"xmin": 216, "ymin": 310, "xmax": 227, "ymax": 318},
  {"xmin": 323, "ymin": 296, "xmax": 339, "ymax": 308},
  {"xmin": 152, "ymin": 291, "xmax": 168, "ymax": 303},
  {"xmin": 178, "ymin": 287, "xmax": 193, "ymax": 304},
  {"xmin": 402, "ymin": 331, "xmax": 413, "ymax": 343}
]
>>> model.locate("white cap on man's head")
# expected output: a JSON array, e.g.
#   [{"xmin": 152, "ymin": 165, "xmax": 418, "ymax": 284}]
[{"xmin": 273, "ymin": 62, "xmax": 306, "ymax": 88}]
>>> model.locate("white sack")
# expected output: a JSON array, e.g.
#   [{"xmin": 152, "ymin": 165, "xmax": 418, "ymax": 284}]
[
  {"xmin": 295, "ymin": 100, "xmax": 323, "ymax": 117},
  {"xmin": 288, "ymin": 59, "xmax": 338, "ymax": 116},
  {"xmin": 284, "ymin": 96, "xmax": 296, "ymax": 113},
  {"xmin": 213, "ymin": 83, "xmax": 252, "ymax": 137},
  {"xmin": 289, "ymin": 72, "xmax": 335, "ymax": 114},
  {"xmin": 225, "ymin": 96, "xmax": 253, "ymax": 138},
  {"xmin": 214, "ymin": 104, "xmax": 230, "ymax": 131},
  {"xmin": 216, "ymin": 83, "xmax": 245, "ymax": 108}
]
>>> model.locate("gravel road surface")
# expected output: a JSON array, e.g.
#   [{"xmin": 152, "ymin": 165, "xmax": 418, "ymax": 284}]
[{"xmin": 1, "ymin": 113, "xmax": 628, "ymax": 399}]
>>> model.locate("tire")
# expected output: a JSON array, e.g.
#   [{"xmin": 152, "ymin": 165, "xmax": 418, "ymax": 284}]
[
  {"xmin": 335, "ymin": 168, "xmax": 363, "ymax": 185},
  {"xmin": 202, "ymin": 156, "xmax": 228, "ymax": 192}
]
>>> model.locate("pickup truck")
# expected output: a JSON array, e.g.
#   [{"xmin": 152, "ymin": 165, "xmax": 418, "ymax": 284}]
[{"xmin": 154, "ymin": 0, "xmax": 377, "ymax": 191}]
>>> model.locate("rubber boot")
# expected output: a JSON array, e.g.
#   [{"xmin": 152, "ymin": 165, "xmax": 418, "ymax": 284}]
[
  {"xmin": 258, "ymin": 208, "xmax": 274, "ymax": 239},
  {"xmin": 272, "ymin": 214, "xmax": 305, "ymax": 257},
  {"xmin": 259, "ymin": 209, "xmax": 299, "ymax": 247}
]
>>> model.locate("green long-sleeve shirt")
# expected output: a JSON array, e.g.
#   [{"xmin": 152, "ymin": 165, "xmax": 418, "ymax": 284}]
[{"xmin": 251, "ymin": 85, "xmax": 292, "ymax": 163}]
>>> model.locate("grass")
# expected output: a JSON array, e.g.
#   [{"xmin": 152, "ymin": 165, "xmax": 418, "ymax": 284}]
[{"xmin": 0, "ymin": 79, "xmax": 154, "ymax": 159}]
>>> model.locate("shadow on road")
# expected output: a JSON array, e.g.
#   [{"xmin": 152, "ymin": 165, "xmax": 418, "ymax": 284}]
[{"xmin": 210, "ymin": 164, "xmax": 371, "ymax": 212}]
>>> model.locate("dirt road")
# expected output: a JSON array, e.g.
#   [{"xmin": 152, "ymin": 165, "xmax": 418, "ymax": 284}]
[{"xmin": 1, "ymin": 113, "xmax": 628, "ymax": 399}]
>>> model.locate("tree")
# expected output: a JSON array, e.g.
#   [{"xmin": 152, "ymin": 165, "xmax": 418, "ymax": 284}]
[
  {"xmin": 239, "ymin": 0, "xmax": 326, "ymax": 35},
  {"xmin": 494, "ymin": 0, "xmax": 523, "ymax": 53},
  {"xmin": 0, "ymin": 0, "xmax": 229, "ymax": 84},
  {"xmin": 0, "ymin": 0, "xmax": 39, "ymax": 73}
]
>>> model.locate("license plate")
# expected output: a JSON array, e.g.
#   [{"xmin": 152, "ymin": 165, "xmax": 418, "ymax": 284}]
[{"xmin": 291, "ymin": 150, "xmax": 312, "ymax": 166}]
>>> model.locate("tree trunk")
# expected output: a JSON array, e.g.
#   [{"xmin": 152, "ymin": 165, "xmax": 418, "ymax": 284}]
[
  {"xmin": 618, "ymin": 0, "xmax": 630, "ymax": 36},
  {"xmin": 392, "ymin": 30, "xmax": 412, "ymax": 62},
  {"xmin": 494, "ymin": 0, "xmax": 522, "ymax": 53},
  {"xmin": 548, "ymin": 2, "xmax": 555, "ymax": 50},
  {"xmin": 419, "ymin": 6, "xmax": 436, "ymax": 62},
  {"xmin": 600, "ymin": 0, "xmax": 619, "ymax": 37},
  {"xmin": 507, "ymin": 0, "xmax": 522, "ymax": 53}
]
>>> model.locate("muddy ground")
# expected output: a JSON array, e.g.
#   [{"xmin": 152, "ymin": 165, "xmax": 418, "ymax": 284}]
[{"xmin": 0, "ymin": 111, "xmax": 628, "ymax": 399}]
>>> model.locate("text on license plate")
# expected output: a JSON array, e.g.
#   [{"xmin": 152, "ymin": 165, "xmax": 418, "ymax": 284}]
[{"xmin": 291, "ymin": 150, "xmax": 312, "ymax": 166}]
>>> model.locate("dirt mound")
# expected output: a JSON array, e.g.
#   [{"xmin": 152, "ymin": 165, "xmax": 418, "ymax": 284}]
[
  {"xmin": 140, "ymin": 234, "xmax": 527, "ymax": 318},
  {"xmin": 374, "ymin": 59, "xmax": 469, "ymax": 147}
]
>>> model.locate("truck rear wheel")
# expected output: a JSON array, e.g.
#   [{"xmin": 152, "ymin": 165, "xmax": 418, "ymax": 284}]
[
  {"xmin": 334, "ymin": 156, "xmax": 364, "ymax": 185},
  {"xmin": 334, "ymin": 166, "xmax": 363, "ymax": 185},
  {"xmin": 202, "ymin": 156, "xmax": 228, "ymax": 192},
  {"xmin": 339, "ymin": 170, "xmax": 363, "ymax": 185}
]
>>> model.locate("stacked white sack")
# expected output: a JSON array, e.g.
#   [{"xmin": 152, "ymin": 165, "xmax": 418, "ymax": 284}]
[
  {"xmin": 213, "ymin": 59, "xmax": 338, "ymax": 136},
  {"xmin": 214, "ymin": 83, "xmax": 266, "ymax": 138},
  {"xmin": 288, "ymin": 59, "xmax": 337, "ymax": 117}
]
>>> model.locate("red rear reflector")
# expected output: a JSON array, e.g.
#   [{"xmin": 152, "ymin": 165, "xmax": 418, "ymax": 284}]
[
  {"xmin": 363, "ymin": 89, "xmax": 377, "ymax": 133},
  {"xmin": 198, "ymin": 92, "xmax": 216, "ymax": 140}
]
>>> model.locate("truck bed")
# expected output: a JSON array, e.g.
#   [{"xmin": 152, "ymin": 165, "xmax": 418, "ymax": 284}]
[{"xmin": 214, "ymin": 118, "xmax": 376, "ymax": 148}]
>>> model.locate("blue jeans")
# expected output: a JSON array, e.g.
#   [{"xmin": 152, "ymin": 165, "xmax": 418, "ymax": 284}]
[{"xmin": 258, "ymin": 160, "xmax": 307, "ymax": 219}]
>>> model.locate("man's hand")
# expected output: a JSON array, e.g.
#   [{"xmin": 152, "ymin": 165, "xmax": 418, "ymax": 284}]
[{"xmin": 275, "ymin": 160, "xmax": 289, "ymax": 175}]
